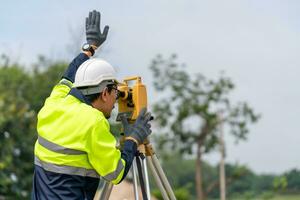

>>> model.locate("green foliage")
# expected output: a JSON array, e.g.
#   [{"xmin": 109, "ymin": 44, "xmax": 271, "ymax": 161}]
[
  {"xmin": 152, "ymin": 187, "xmax": 192, "ymax": 200},
  {"xmin": 173, "ymin": 188, "xmax": 192, "ymax": 200},
  {"xmin": 157, "ymin": 152, "xmax": 195, "ymax": 190},
  {"xmin": 284, "ymin": 169, "xmax": 300, "ymax": 193},
  {"xmin": 226, "ymin": 166, "xmax": 256, "ymax": 194},
  {"xmin": 273, "ymin": 176, "xmax": 288, "ymax": 192},
  {"xmin": 0, "ymin": 63, "xmax": 36, "ymax": 198},
  {"xmin": 253, "ymin": 175, "xmax": 276, "ymax": 193},
  {"xmin": 0, "ymin": 56, "xmax": 67, "ymax": 198},
  {"xmin": 152, "ymin": 188, "xmax": 191, "ymax": 200},
  {"xmin": 271, "ymin": 194, "xmax": 300, "ymax": 200},
  {"xmin": 229, "ymin": 194, "xmax": 300, "ymax": 200},
  {"xmin": 27, "ymin": 56, "xmax": 66, "ymax": 111},
  {"xmin": 261, "ymin": 191, "xmax": 275, "ymax": 200},
  {"xmin": 242, "ymin": 191, "xmax": 256, "ymax": 200}
]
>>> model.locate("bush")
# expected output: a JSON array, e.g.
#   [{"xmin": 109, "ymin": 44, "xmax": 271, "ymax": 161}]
[{"xmin": 260, "ymin": 191, "xmax": 275, "ymax": 200}]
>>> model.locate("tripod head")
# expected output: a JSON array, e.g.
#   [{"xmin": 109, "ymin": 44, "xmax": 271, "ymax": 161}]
[{"xmin": 116, "ymin": 76, "xmax": 148, "ymax": 123}]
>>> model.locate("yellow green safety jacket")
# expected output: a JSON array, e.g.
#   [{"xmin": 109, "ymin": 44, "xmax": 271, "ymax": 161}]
[{"xmin": 33, "ymin": 53, "xmax": 137, "ymax": 189}]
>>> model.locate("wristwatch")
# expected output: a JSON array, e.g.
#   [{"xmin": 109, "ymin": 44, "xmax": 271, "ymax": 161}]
[{"xmin": 82, "ymin": 43, "xmax": 95, "ymax": 56}]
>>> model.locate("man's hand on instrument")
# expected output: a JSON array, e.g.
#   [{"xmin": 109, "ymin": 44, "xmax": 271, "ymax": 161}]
[{"xmin": 120, "ymin": 108, "xmax": 152, "ymax": 145}]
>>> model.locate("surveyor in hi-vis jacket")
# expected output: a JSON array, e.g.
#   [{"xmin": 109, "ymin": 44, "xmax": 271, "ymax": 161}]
[{"xmin": 31, "ymin": 10, "xmax": 152, "ymax": 200}]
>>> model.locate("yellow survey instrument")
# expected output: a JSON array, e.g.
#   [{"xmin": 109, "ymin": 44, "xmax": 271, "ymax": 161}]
[{"xmin": 117, "ymin": 76, "xmax": 147, "ymax": 122}]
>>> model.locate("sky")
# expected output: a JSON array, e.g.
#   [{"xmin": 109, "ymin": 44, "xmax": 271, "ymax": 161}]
[{"xmin": 1, "ymin": 0, "xmax": 299, "ymax": 174}]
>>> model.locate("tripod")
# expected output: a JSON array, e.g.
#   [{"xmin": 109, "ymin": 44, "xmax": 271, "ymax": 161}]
[{"xmin": 97, "ymin": 140, "xmax": 177, "ymax": 200}]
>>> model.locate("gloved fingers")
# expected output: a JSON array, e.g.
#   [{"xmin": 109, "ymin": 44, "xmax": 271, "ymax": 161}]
[
  {"xmin": 143, "ymin": 127, "xmax": 152, "ymax": 137},
  {"xmin": 139, "ymin": 125, "xmax": 152, "ymax": 137},
  {"xmin": 145, "ymin": 123, "xmax": 151, "ymax": 129},
  {"xmin": 136, "ymin": 108, "xmax": 147, "ymax": 121},
  {"xmin": 143, "ymin": 112, "xmax": 152, "ymax": 122},
  {"xmin": 147, "ymin": 128, "xmax": 152, "ymax": 135},
  {"xmin": 146, "ymin": 124, "xmax": 152, "ymax": 134},
  {"xmin": 85, "ymin": 17, "xmax": 89, "ymax": 30},
  {"xmin": 91, "ymin": 10, "xmax": 97, "ymax": 25},
  {"xmin": 103, "ymin": 25, "xmax": 109, "ymax": 38},
  {"xmin": 88, "ymin": 11, "xmax": 92, "ymax": 25},
  {"xmin": 120, "ymin": 114, "xmax": 129, "ymax": 127},
  {"xmin": 95, "ymin": 11, "xmax": 100, "ymax": 27}
]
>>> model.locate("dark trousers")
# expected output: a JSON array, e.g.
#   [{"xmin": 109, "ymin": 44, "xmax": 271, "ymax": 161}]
[{"xmin": 32, "ymin": 165, "xmax": 100, "ymax": 200}]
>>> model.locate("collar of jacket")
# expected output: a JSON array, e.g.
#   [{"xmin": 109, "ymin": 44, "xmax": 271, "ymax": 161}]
[{"xmin": 69, "ymin": 88, "xmax": 92, "ymax": 106}]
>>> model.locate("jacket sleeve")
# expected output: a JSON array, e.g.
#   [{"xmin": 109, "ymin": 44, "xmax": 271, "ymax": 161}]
[
  {"xmin": 87, "ymin": 117, "xmax": 137, "ymax": 184},
  {"xmin": 118, "ymin": 140, "xmax": 137, "ymax": 183},
  {"xmin": 62, "ymin": 53, "xmax": 89, "ymax": 83}
]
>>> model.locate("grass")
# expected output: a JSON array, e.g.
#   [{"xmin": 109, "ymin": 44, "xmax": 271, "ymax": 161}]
[
  {"xmin": 270, "ymin": 194, "xmax": 300, "ymax": 200},
  {"xmin": 229, "ymin": 194, "xmax": 300, "ymax": 200}
]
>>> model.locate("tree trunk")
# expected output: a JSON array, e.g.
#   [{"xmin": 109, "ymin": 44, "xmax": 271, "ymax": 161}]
[
  {"xmin": 219, "ymin": 121, "xmax": 226, "ymax": 200},
  {"xmin": 196, "ymin": 141, "xmax": 204, "ymax": 200}
]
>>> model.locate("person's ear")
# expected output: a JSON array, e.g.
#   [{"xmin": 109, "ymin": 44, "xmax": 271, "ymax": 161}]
[{"xmin": 101, "ymin": 87, "xmax": 109, "ymax": 102}]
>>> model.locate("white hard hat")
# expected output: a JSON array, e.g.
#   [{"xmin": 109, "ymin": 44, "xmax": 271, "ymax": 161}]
[{"xmin": 74, "ymin": 58, "xmax": 117, "ymax": 89}]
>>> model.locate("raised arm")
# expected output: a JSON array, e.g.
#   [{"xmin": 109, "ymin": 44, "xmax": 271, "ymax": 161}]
[{"xmin": 63, "ymin": 10, "xmax": 109, "ymax": 83}]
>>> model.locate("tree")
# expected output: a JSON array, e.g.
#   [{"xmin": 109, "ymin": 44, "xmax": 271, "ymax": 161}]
[
  {"xmin": 150, "ymin": 54, "xmax": 260, "ymax": 199},
  {"xmin": 0, "ymin": 55, "xmax": 66, "ymax": 198},
  {"xmin": 0, "ymin": 61, "xmax": 35, "ymax": 198},
  {"xmin": 284, "ymin": 169, "xmax": 300, "ymax": 193}
]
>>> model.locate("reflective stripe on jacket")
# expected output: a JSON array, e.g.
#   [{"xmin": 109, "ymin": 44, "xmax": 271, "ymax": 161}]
[{"xmin": 34, "ymin": 79, "xmax": 125, "ymax": 184}]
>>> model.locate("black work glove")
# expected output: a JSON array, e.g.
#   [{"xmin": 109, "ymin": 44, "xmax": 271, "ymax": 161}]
[
  {"xmin": 86, "ymin": 10, "xmax": 109, "ymax": 47},
  {"xmin": 120, "ymin": 108, "xmax": 152, "ymax": 145}
]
